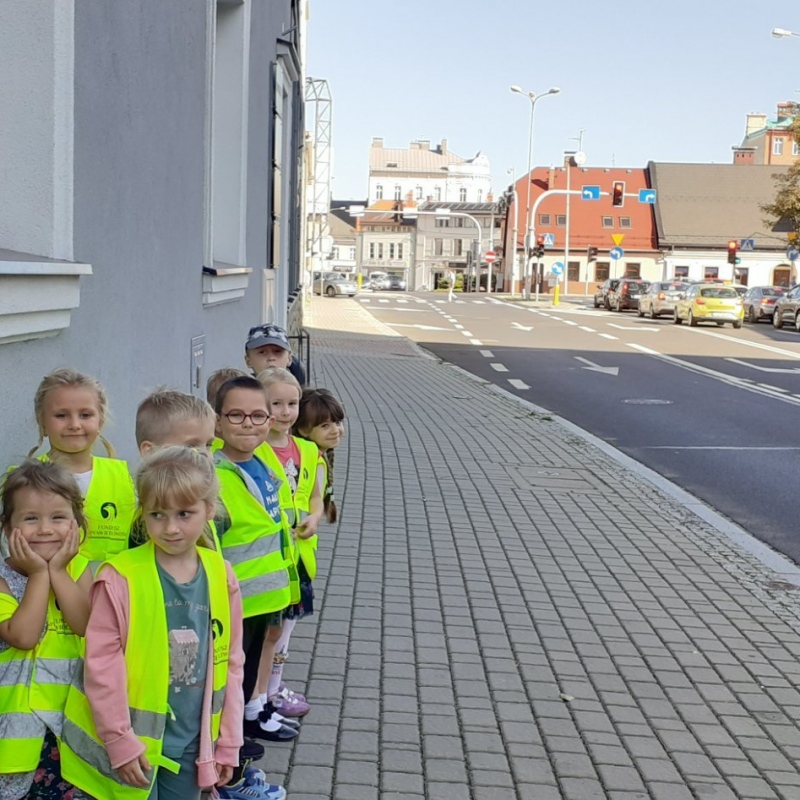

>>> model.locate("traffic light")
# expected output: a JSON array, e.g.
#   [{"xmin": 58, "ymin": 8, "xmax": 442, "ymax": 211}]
[
  {"xmin": 587, "ymin": 245, "xmax": 599, "ymax": 263},
  {"xmin": 535, "ymin": 235, "xmax": 546, "ymax": 259},
  {"xmin": 611, "ymin": 181, "xmax": 625, "ymax": 207},
  {"xmin": 727, "ymin": 240, "xmax": 738, "ymax": 265}
]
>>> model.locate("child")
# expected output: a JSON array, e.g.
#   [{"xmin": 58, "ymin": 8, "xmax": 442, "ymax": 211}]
[
  {"xmin": 254, "ymin": 369, "xmax": 324, "ymax": 719},
  {"xmin": 0, "ymin": 459, "xmax": 92, "ymax": 800},
  {"xmin": 206, "ymin": 369, "xmax": 248, "ymax": 413},
  {"xmin": 244, "ymin": 324, "xmax": 306, "ymax": 386},
  {"xmin": 28, "ymin": 368, "xmax": 136, "ymax": 569},
  {"xmin": 212, "ymin": 376, "xmax": 297, "ymax": 743},
  {"xmin": 60, "ymin": 447, "xmax": 246, "ymax": 799}
]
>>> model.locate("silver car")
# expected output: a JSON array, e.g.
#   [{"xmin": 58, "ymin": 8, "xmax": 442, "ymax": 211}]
[
  {"xmin": 313, "ymin": 272, "xmax": 358, "ymax": 297},
  {"xmin": 637, "ymin": 281, "xmax": 690, "ymax": 319}
]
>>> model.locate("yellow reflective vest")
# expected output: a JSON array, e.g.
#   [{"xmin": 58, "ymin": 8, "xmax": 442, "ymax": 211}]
[
  {"xmin": 61, "ymin": 544, "xmax": 230, "ymax": 799},
  {"xmin": 0, "ymin": 556, "xmax": 88, "ymax": 773},
  {"xmin": 214, "ymin": 457, "xmax": 291, "ymax": 617},
  {"xmin": 256, "ymin": 438, "xmax": 320, "ymax": 582}
]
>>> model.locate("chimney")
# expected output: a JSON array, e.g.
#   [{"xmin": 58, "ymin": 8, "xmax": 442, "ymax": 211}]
[
  {"xmin": 417, "ymin": 139, "xmax": 430, "ymax": 151},
  {"xmin": 409, "ymin": 141, "xmax": 420, "ymax": 150},
  {"xmin": 371, "ymin": 137, "xmax": 384, "ymax": 148},
  {"xmin": 746, "ymin": 113, "xmax": 767, "ymax": 137},
  {"xmin": 440, "ymin": 138, "xmax": 448, "ymax": 155},
  {"xmin": 731, "ymin": 146, "xmax": 756, "ymax": 166},
  {"xmin": 547, "ymin": 166, "xmax": 557, "ymax": 190},
  {"xmin": 777, "ymin": 101, "xmax": 795, "ymax": 121},
  {"xmin": 487, "ymin": 192, "xmax": 494, "ymax": 203}
]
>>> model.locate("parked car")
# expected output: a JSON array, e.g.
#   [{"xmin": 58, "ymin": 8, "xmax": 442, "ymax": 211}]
[
  {"xmin": 674, "ymin": 284, "xmax": 743, "ymax": 328},
  {"xmin": 606, "ymin": 278, "xmax": 651, "ymax": 312},
  {"xmin": 743, "ymin": 286, "xmax": 786, "ymax": 323},
  {"xmin": 313, "ymin": 272, "xmax": 358, "ymax": 297},
  {"xmin": 368, "ymin": 271, "xmax": 388, "ymax": 290},
  {"xmin": 385, "ymin": 274, "xmax": 407, "ymax": 291},
  {"xmin": 593, "ymin": 278, "xmax": 619, "ymax": 309},
  {"xmin": 772, "ymin": 284, "xmax": 800, "ymax": 330},
  {"xmin": 637, "ymin": 281, "xmax": 690, "ymax": 319}
]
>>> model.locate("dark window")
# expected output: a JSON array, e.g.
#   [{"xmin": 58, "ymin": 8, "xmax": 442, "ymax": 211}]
[
  {"xmin": 674, "ymin": 265, "xmax": 689, "ymax": 278},
  {"xmin": 556, "ymin": 215, "xmax": 567, "ymax": 226},
  {"xmin": 602, "ymin": 216, "xmax": 614, "ymax": 228},
  {"xmin": 595, "ymin": 262, "xmax": 610, "ymax": 281},
  {"xmin": 625, "ymin": 262, "xmax": 641, "ymax": 278},
  {"xmin": 704, "ymin": 266, "xmax": 719, "ymax": 280},
  {"xmin": 619, "ymin": 217, "xmax": 632, "ymax": 228},
  {"xmin": 539, "ymin": 214, "xmax": 551, "ymax": 225},
  {"xmin": 568, "ymin": 261, "xmax": 579, "ymax": 282}
]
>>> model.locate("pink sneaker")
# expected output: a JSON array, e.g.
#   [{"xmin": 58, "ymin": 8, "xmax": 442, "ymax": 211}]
[
  {"xmin": 278, "ymin": 683, "xmax": 307, "ymax": 703},
  {"xmin": 271, "ymin": 689, "xmax": 310, "ymax": 718}
]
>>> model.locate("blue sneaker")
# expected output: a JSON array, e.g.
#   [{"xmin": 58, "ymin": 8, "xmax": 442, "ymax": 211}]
[{"xmin": 217, "ymin": 771, "xmax": 286, "ymax": 800}]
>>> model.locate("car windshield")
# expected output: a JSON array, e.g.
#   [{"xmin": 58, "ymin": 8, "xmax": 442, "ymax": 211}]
[
  {"xmin": 763, "ymin": 287, "xmax": 783, "ymax": 296},
  {"xmin": 662, "ymin": 282, "xmax": 687, "ymax": 291},
  {"xmin": 700, "ymin": 288, "xmax": 737, "ymax": 298}
]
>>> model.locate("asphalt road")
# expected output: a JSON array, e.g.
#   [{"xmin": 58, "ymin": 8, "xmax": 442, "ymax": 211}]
[{"xmin": 357, "ymin": 290, "xmax": 800, "ymax": 564}]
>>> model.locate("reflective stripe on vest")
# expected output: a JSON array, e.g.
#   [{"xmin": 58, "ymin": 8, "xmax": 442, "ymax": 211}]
[
  {"xmin": 215, "ymin": 461, "xmax": 291, "ymax": 617},
  {"xmin": 0, "ymin": 555, "xmax": 88, "ymax": 773},
  {"xmin": 61, "ymin": 544, "xmax": 230, "ymax": 799}
]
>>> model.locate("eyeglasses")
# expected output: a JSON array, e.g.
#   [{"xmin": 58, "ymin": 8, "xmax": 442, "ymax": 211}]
[{"xmin": 223, "ymin": 411, "xmax": 272, "ymax": 426}]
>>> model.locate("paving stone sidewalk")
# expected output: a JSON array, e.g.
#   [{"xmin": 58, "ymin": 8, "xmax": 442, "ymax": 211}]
[{"xmin": 263, "ymin": 297, "xmax": 800, "ymax": 800}]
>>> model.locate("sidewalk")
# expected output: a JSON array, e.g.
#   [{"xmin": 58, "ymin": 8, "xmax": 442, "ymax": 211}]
[{"xmin": 267, "ymin": 296, "xmax": 800, "ymax": 800}]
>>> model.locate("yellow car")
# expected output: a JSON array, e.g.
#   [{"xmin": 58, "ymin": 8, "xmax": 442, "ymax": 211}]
[{"xmin": 674, "ymin": 284, "xmax": 744, "ymax": 329}]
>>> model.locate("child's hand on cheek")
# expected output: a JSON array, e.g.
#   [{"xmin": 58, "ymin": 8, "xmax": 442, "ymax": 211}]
[
  {"xmin": 8, "ymin": 529, "xmax": 49, "ymax": 576},
  {"xmin": 48, "ymin": 521, "xmax": 79, "ymax": 573}
]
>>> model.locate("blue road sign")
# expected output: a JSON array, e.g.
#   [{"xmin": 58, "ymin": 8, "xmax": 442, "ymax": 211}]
[
  {"xmin": 543, "ymin": 233, "xmax": 555, "ymax": 247},
  {"xmin": 581, "ymin": 185, "xmax": 601, "ymax": 200},
  {"xmin": 740, "ymin": 238, "xmax": 755, "ymax": 252},
  {"xmin": 552, "ymin": 261, "xmax": 565, "ymax": 275},
  {"xmin": 638, "ymin": 189, "xmax": 656, "ymax": 204},
  {"xmin": 610, "ymin": 247, "xmax": 624, "ymax": 260},
  {"xmin": 788, "ymin": 246, "xmax": 799, "ymax": 262}
]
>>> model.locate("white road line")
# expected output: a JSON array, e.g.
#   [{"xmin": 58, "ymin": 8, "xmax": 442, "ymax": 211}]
[
  {"xmin": 679, "ymin": 327, "xmax": 800, "ymax": 360},
  {"xmin": 479, "ymin": 350, "xmax": 494, "ymax": 357},
  {"xmin": 757, "ymin": 383, "xmax": 789, "ymax": 393},
  {"xmin": 508, "ymin": 378, "xmax": 531, "ymax": 390},
  {"xmin": 460, "ymin": 331, "xmax": 474, "ymax": 337},
  {"xmin": 607, "ymin": 324, "xmax": 658, "ymax": 332},
  {"xmin": 599, "ymin": 333, "xmax": 619, "ymax": 340},
  {"xmin": 645, "ymin": 446, "xmax": 800, "ymax": 450},
  {"xmin": 398, "ymin": 299, "xmax": 408, "ymax": 304},
  {"xmin": 454, "ymin": 324, "xmax": 464, "ymax": 329},
  {"xmin": 578, "ymin": 326, "xmax": 596, "ymax": 332},
  {"xmin": 470, "ymin": 339, "xmax": 483, "ymax": 346},
  {"xmin": 491, "ymin": 363, "xmax": 509, "ymax": 372},
  {"xmin": 473, "ymin": 300, "xmax": 485, "ymax": 305},
  {"xmin": 563, "ymin": 320, "xmax": 577, "ymax": 326},
  {"xmin": 359, "ymin": 298, "xmax": 371, "ymax": 303},
  {"xmin": 435, "ymin": 300, "xmax": 445, "ymax": 304},
  {"xmin": 379, "ymin": 299, "xmax": 389, "ymax": 303}
]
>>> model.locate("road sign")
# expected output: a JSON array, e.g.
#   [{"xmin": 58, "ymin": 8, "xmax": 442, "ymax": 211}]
[
  {"xmin": 638, "ymin": 189, "xmax": 657, "ymax": 204},
  {"xmin": 788, "ymin": 246, "xmax": 799, "ymax": 262},
  {"xmin": 610, "ymin": 247, "xmax": 624, "ymax": 260},
  {"xmin": 611, "ymin": 234, "xmax": 625, "ymax": 246},
  {"xmin": 543, "ymin": 233, "xmax": 555, "ymax": 247},
  {"xmin": 740, "ymin": 238, "xmax": 755, "ymax": 252},
  {"xmin": 484, "ymin": 251, "xmax": 496, "ymax": 263},
  {"xmin": 552, "ymin": 261, "xmax": 565, "ymax": 276},
  {"xmin": 582, "ymin": 185, "xmax": 601, "ymax": 200}
]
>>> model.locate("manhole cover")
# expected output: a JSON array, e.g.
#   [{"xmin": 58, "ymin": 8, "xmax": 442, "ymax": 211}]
[
  {"xmin": 764, "ymin": 580, "xmax": 799, "ymax": 592},
  {"xmin": 622, "ymin": 399, "xmax": 674, "ymax": 405}
]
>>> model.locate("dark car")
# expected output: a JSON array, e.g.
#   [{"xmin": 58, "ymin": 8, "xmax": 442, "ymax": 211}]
[
  {"xmin": 772, "ymin": 284, "xmax": 800, "ymax": 330},
  {"xmin": 593, "ymin": 278, "xmax": 619, "ymax": 309},
  {"xmin": 606, "ymin": 278, "xmax": 651, "ymax": 312},
  {"xmin": 743, "ymin": 286, "xmax": 785, "ymax": 323},
  {"xmin": 385, "ymin": 274, "xmax": 407, "ymax": 291}
]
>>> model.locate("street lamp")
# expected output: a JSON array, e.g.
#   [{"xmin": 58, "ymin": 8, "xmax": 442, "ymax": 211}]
[
  {"xmin": 772, "ymin": 27, "xmax": 800, "ymax": 38},
  {"xmin": 510, "ymin": 85, "xmax": 560, "ymax": 299}
]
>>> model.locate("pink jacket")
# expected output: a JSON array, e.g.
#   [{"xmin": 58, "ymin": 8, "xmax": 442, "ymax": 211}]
[{"xmin": 83, "ymin": 558, "xmax": 244, "ymax": 789}]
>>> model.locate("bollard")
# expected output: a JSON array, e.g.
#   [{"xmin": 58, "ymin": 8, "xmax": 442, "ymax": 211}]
[{"xmin": 553, "ymin": 284, "xmax": 560, "ymax": 306}]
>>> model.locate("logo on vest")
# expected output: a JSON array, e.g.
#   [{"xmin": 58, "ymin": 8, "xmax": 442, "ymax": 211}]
[
  {"xmin": 211, "ymin": 617, "xmax": 224, "ymax": 640},
  {"xmin": 100, "ymin": 502, "xmax": 118, "ymax": 520}
]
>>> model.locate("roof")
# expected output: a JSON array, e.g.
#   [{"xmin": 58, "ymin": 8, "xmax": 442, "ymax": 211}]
[
  {"xmin": 744, "ymin": 117, "xmax": 795, "ymax": 141},
  {"xmin": 369, "ymin": 146, "xmax": 469, "ymax": 175},
  {"xmin": 418, "ymin": 201, "xmax": 496, "ymax": 214},
  {"xmin": 648, "ymin": 162, "xmax": 789, "ymax": 249}
]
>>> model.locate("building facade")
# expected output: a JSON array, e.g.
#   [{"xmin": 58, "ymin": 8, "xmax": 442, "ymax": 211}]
[
  {"xmin": 0, "ymin": 0, "xmax": 307, "ymax": 466},
  {"xmin": 367, "ymin": 138, "xmax": 491, "ymax": 207},
  {"xmin": 732, "ymin": 102, "xmax": 799, "ymax": 165},
  {"xmin": 327, "ymin": 201, "xmax": 360, "ymax": 274},
  {"xmin": 357, "ymin": 202, "xmax": 416, "ymax": 283}
]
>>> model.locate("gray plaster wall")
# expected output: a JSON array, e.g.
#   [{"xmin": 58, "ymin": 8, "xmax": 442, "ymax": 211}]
[{"xmin": 0, "ymin": 0, "xmax": 297, "ymax": 469}]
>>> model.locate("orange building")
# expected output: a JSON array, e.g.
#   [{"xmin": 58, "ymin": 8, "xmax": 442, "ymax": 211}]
[{"xmin": 501, "ymin": 159, "xmax": 659, "ymax": 294}]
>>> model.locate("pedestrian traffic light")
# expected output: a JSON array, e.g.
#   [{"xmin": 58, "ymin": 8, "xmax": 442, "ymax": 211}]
[
  {"xmin": 535, "ymin": 235, "xmax": 546, "ymax": 259},
  {"xmin": 611, "ymin": 181, "xmax": 625, "ymax": 207},
  {"xmin": 727, "ymin": 240, "xmax": 738, "ymax": 265},
  {"xmin": 587, "ymin": 245, "xmax": 599, "ymax": 262}
]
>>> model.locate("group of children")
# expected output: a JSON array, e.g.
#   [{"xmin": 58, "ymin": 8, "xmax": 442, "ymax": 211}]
[{"xmin": 0, "ymin": 323, "xmax": 346, "ymax": 800}]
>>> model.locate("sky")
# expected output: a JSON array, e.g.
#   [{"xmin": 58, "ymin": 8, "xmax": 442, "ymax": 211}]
[{"xmin": 306, "ymin": 0, "xmax": 800, "ymax": 201}]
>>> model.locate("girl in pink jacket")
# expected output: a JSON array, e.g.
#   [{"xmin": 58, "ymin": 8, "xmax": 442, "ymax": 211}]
[{"xmin": 70, "ymin": 446, "xmax": 244, "ymax": 798}]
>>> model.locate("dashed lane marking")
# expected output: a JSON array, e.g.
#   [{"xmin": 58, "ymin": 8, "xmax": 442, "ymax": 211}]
[
  {"xmin": 508, "ymin": 378, "xmax": 531, "ymax": 390},
  {"xmin": 479, "ymin": 350, "xmax": 494, "ymax": 357},
  {"xmin": 460, "ymin": 331, "xmax": 474, "ymax": 337},
  {"xmin": 599, "ymin": 334, "xmax": 618, "ymax": 340},
  {"xmin": 578, "ymin": 326, "xmax": 596, "ymax": 332},
  {"xmin": 491, "ymin": 363, "xmax": 509, "ymax": 372},
  {"xmin": 470, "ymin": 339, "xmax": 483, "ymax": 345}
]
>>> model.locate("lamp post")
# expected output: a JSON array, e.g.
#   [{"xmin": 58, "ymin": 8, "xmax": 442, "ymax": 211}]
[{"xmin": 510, "ymin": 84, "xmax": 560, "ymax": 299}]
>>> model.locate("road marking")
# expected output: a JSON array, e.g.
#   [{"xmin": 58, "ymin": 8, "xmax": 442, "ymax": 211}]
[
  {"xmin": 511, "ymin": 322, "xmax": 534, "ymax": 331},
  {"xmin": 757, "ymin": 383, "xmax": 789, "ymax": 392},
  {"xmin": 435, "ymin": 300, "xmax": 445, "ymax": 304},
  {"xmin": 725, "ymin": 358, "xmax": 800, "ymax": 375},
  {"xmin": 460, "ymin": 331, "xmax": 474, "ymax": 337},
  {"xmin": 599, "ymin": 333, "xmax": 618, "ymax": 340},
  {"xmin": 644, "ymin": 446, "xmax": 800, "ymax": 450},
  {"xmin": 454, "ymin": 324, "xmax": 464, "ymax": 329},
  {"xmin": 359, "ymin": 298, "xmax": 371, "ymax": 303},
  {"xmin": 473, "ymin": 300, "xmax": 485, "ymax": 304},
  {"xmin": 470, "ymin": 339, "xmax": 483, "ymax": 346},
  {"xmin": 607, "ymin": 324, "xmax": 658, "ymax": 332},
  {"xmin": 379, "ymin": 299, "xmax": 389, "ymax": 303},
  {"xmin": 563, "ymin": 320, "xmax": 577, "ymax": 326},
  {"xmin": 508, "ymin": 378, "xmax": 531, "ymax": 390},
  {"xmin": 385, "ymin": 323, "xmax": 450, "ymax": 331},
  {"xmin": 680, "ymin": 328, "xmax": 800, "ymax": 360},
  {"xmin": 398, "ymin": 299, "xmax": 408, "ymax": 303},
  {"xmin": 575, "ymin": 356, "xmax": 619, "ymax": 376},
  {"xmin": 491, "ymin": 363, "xmax": 509, "ymax": 372},
  {"xmin": 479, "ymin": 350, "xmax": 494, "ymax": 357},
  {"xmin": 578, "ymin": 326, "xmax": 596, "ymax": 332}
]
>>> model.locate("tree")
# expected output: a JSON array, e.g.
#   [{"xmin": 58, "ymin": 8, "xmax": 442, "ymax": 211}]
[{"xmin": 762, "ymin": 108, "xmax": 800, "ymax": 241}]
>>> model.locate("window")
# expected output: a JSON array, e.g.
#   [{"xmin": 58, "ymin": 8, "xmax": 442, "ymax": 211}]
[
  {"xmin": 332, "ymin": 247, "xmax": 339, "ymax": 260},
  {"xmin": 602, "ymin": 216, "xmax": 614, "ymax": 228},
  {"xmin": 397, "ymin": 243, "xmax": 403, "ymax": 260},
  {"xmin": 556, "ymin": 215, "xmax": 567, "ymax": 227},
  {"xmin": 774, "ymin": 138, "xmax": 784, "ymax": 156},
  {"xmin": 453, "ymin": 217, "xmax": 464, "ymax": 228},
  {"xmin": 369, "ymin": 243, "xmax": 375, "ymax": 259},
  {"xmin": 434, "ymin": 186, "xmax": 442, "ymax": 201},
  {"xmin": 454, "ymin": 239, "xmax": 463, "ymax": 256},
  {"xmin": 794, "ymin": 141, "xmax": 800, "ymax": 157},
  {"xmin": 568, "ymin": 261, "xmax": 580, "ymax": 282},
  {"xmin": 619, "ymin": 217, "xmax": 632, "ymax": 228},
  {"xmin": 415, "ymin": 186, "xmax": 423, "ymax": 200},
  {"xmin": 434, "ymin": 239, "xmax": 444, "ymax": 256},
  {"xmin": 377, "ymin": 243, "xmax": 384, "ymax": 259},
  {"xmin": 376, "ymin": 184, "xmax": 383, "ymax": 200},
  {"xmin": 388, "ymin": 243, "xmax": 395, "ymax": 259},
  {"xmin": 539, "ymin": 214, "xmax": 551, "ymax": 226},
  {"xmin": 349, "ymin": 247, "xmax": 356, "ymax": 260},
  {"xmin": 674, "ymin": 265, "xmax": 689, "ymax": 279},
  {"xmin": 386, "ymin": 161, "xmax": 398, "ymax": 168},
  {"xmin": 625, "ymin": 263, "xmax": 641, "ymax": 278},
  {"xmin": 595, "ymin": 262, "xmax": 610, "ymax": 281},
  {"xmin": 735, "ymin": 267, "xmax": 748, "ymax": 286},
  {"xmin": 394, "ymin": 185, "xmax": 402, "ymax": 201},
  {"xmin": 477, "ymin": 189, "xmax": 483, "ymax": 202},
  {"xmin": 459, "ymin": 188, "xmax": 467, "ymax": 201},
  {"xmin": 435, "ymin": 218, "xmax": 449, "ymax": 228},
  {"xmin": 704, "ymin": 266, "xmax": 718, "ymax": 280}
]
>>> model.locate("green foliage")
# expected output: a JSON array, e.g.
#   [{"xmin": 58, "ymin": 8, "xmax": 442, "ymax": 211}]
[{"xmin": 762, "ymin": 114, "xmax": 800, "ymax": 241}]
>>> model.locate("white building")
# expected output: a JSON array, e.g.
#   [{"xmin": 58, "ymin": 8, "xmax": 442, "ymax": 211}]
[{"xmin": 367, "ymin": 138, "xmax": 491, "ymax": 207}]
